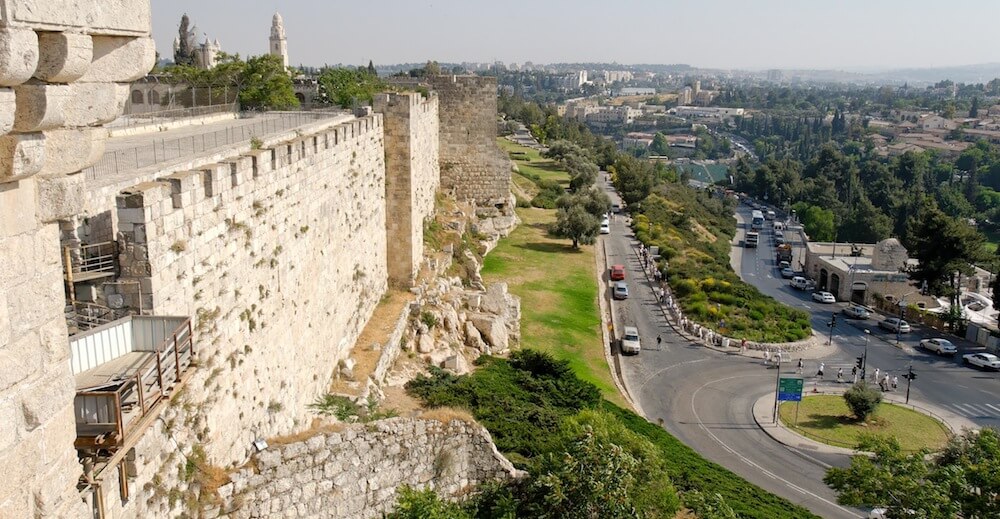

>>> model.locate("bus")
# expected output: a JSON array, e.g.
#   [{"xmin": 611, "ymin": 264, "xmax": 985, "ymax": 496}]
[
  {"xmin": 750, "ymin": 210, "xmax": 764, "ymax": 230},
  {"xmin": 745, "ymin": 231, "xmax": 759, "ymax": 248}
]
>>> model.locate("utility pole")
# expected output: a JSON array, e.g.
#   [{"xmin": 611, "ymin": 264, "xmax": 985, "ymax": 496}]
[{"xmin": 772, "ymin": 355, "xmax": 782, "ymax": 424}]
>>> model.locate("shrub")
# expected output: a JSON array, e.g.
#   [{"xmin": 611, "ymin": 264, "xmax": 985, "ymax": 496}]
[{"xmin": 843, "ymin": 382, "xmax": 882, "ymax": 422}]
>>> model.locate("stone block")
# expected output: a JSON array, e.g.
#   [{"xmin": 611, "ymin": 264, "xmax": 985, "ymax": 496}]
[
  {"xmin": 13, "ymin": 81, "xmax": 69, "ymax": 132},
  {"xmin": 117, "ymin": 181, "xmax": 171, "ymax": 209},
  {"xmin": 0, "ymin": 132, "xmax": 45, "ymax": 182},
  {"xmin": 4, "ymin": 0, "xmax": 151, "ymax": 35},
  {"xmin": 34, "ymin": 31, "xmax": 91, "ymax": 83},
  {"xmin": 34, "ymin": 173, "xmax": 85, "ymax": 222},
  {"xmin": 0, "ymin": 87, "xmax": 13, "ymax": 136},
  {"xmin": 39, "ymin": 126, "xmax": 106, "ymax": 175},
  {"xmin": 63, "ymin": 82, "xmax": 127, "ymax": 126},
  {"xmin": 79, "ymin": 35, "xmax": 154, "ymax": 83},
  {"xmin": 0, "ymin": 178, "xmax": 37, "ymax": 235},
  {"xmin": 0, "ymin": 27, "xmax": 38, "ymax": 87}
]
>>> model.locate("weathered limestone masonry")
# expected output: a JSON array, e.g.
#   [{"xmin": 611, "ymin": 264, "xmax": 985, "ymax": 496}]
[
  {"xmin": 373, "ymin": 92, "xmax": 440, "ymax": 286},
  {"xmin": 422, "ymin": 76, "xmax": 511, "ymax": 209},
  {"xmin": 0, "ymin": 1, "xmax": 154, "ymax": 518},
  {"xmin": 112, "ymin": 117, "xmax": 388, "ymax": 471},
  {"xmin": 217, "ymin": 418, "xmax": 520, "ymax": 519}
]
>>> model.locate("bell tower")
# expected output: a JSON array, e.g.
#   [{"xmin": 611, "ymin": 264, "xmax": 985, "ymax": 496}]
[{"xmin": 270, "ymin": 12, "xmax": 288, "ymax": 69}]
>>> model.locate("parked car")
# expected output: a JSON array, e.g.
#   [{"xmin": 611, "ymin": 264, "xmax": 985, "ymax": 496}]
[
  {"xmin": 780, "ymin": 267, "xmax": 796, "ymax": 278},
  {"xmin": 920, "ymin": 338, "xmax": 957, "ymax": 356},
  {"xmin": 812, "ymin": 291, "xmax": 836, "ymax": 304},
  {"xmin": 842, "ymin": 303, "xmax": 872, "ymax": 320},
  {"xmin": 790, "ymin": 276, "xmax": 816, "ymax": 291},
  {"xmin": 621, "ymin": 326, "xmax": 641, "ymax": 355},
  {"xmin": 777, "ymin": 260, "xmax": 791, "ymax": 269},
  {"xmin": 600, "ymin": 221, "xmax": 610, "ymax": 234},
  {"xmin": 963, "ymin": 352, "xmax": 1000, "ymax": 370},
  {"xmin": 609, "ymin": 264, "xmax": 626, "ymax": 281},
  {"xmin": 612, "ymin": 281, "xmax": 629, "ymax": 300},
  {"xmin": 878, "ymin": 317, "xmax": 911, "ymax": 334}
]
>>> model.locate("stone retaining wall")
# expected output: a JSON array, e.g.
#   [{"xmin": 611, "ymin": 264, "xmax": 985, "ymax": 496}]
[{"xmin": 216, "ymin": 418, "xmax": 519, "ymax": 519}]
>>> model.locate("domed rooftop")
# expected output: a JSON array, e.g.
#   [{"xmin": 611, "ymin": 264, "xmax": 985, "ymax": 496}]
[{"xmin": 871, "ymin": 238, "xmax": 908, "ymax": 271}]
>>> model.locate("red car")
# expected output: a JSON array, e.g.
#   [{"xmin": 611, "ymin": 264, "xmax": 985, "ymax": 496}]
[{"xmin": 610, "ymin": 264, "xmax": 626, "ymax": 281}]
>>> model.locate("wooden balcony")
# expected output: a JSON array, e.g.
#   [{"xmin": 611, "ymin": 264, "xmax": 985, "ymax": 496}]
[{"xmin": 71, "ymin": 315, "xmax": 194, "ymax": 452}]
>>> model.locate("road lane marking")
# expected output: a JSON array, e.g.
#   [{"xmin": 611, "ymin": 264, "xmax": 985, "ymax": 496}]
[
  {"xmin": 635, "ymin": 358, "xmax": 708, "ymax": 390},
  {"xmin": 689, "ymin": 374, "xmax": 861, "ymax": 517},
  {"xmin": 986, "ymin": 404, "xmax": 1000, "ymax": 413}
]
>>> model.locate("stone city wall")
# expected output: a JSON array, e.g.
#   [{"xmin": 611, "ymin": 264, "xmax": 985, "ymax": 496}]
[
  {"xmin": 393, "ymin": 76, "xmax": 511, "ymax": 208},
  {"xmin": 110, "ymin": 116, "xmax": 387, "ymax": 480},
  {"xmin": 374, "ymin": 91, "xmax": 440, "ymax": 286},
  {"xmin": 217, "ymin": 418, "xmax": 519, "ymax": 519},
  {"xmin": 0, "ymin": 1, "xmax": 155, "ymax": 517}
]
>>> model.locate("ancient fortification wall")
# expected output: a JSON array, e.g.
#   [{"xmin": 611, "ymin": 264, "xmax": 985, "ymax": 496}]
[
  {"xmin": 396, "ymin": 76, "xmax": 511, "ymax": 208},
  {"xmin": 216, "ymin": 418, "xmax": 518, "ymax": 519},
  {"xmin": 0, "ymin": 1, "xmax": 155, "ymax": 518},
  {"xmin": 113, "ymin": 116, "xmax": 388, "ymax": 467},
  {"xmin": 374, "ymin": 92, "xmax": 440, "ymax": 286}
]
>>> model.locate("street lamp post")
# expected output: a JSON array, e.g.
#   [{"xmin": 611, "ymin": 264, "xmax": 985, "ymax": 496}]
[{"xmin": 896, "ymin": 289, "xmax": 919, "ymax": 345}]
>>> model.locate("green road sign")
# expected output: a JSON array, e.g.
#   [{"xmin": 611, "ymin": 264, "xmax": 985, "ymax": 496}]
[{"xmin": 778, "ymin": 377, "xmax": 804, "ymax": 402}]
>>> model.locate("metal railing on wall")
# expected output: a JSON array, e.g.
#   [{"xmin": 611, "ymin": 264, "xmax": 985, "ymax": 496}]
[
  {"xmin": 108, "ymin": 103, "xmax": 239, "ymax": 130},
  {"xmin": 82, "ymin": 112, "xmax": 336, "ymax": 181}
]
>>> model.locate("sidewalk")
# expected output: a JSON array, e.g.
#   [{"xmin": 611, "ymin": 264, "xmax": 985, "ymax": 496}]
[{"xmin": 752, "ymin": 382, "xmax": 979, "ymax": 456}]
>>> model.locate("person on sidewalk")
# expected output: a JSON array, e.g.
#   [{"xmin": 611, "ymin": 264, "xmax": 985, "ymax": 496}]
[
  {"xmin": 817, "ymin": 362, "xmax": 825, "ymax": 379},
  {"xmin": 872, "ymin": 367, "xmax": 880, "ymax": 384},
  {"xmin": 892, "ymin": 375, "xmax": 899, "ymax": 391},
  {"xmin": 851, "ymin": 365, "xmax": 858, "ymax": 383},
  {"xmin": 657, "ymin": 335, "xmax": 662, "ymax": 347},
  {"xmin": 882, "ymin": 373, "xmax": 891, "ymax": 392},
  {"xmin": 764, "ymin": 349, "xmax": 771, "ymax": 366},
  {"xmin": 797, "ymin": 358, "xmax": 803, "ymax": 374},
  {"xmin": 837, "ymin": 367, "xmax": 844, "ymax": 383},
  {"xmin": 741, "ymin": 338, "xmax": 747, "ymax": 355}
]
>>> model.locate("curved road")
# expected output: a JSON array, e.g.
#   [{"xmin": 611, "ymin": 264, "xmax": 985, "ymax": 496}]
[{"xmin": 601, "ymin": 182, "xmax": 861, "ymax": 518}]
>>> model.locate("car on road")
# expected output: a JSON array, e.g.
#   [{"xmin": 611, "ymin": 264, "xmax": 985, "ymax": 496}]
[
  {"xmin": 780, "ymin": 267, "xmax": 796, "ymax": 278},
  {"xmin": 612, "ymin": 281, "xmax": 629, "ymax": 300},
  {"xmin": 963, "ymin": 352, "xmax": 1000, "ymax": 370},
  {"xmin": 812, "ymin": 291, "xmax": 836, "ymax": 303},
  {"xmin": 920, "ymin": 338, "xmax": 957, "ymax": 356},
  {"xmin": 777, "ymin": 260, "xmax": 790, "ymax": 269},
  {"xmin": 878, "ymin": 317, "xmax": 911, "ymax": 334},
  {"xmin": 600, "ymin": 221, "xmax": 610, "ymax": 234},
  {"xmin": 790, "ymin": 276, "xmax": 816, "ymax": 291},
  {"xmin": 610, "ymin": 264, "xmax": 626, "ymax": 281},
  {"xmin": 621, "ymin": 326, "xmax": 641, "ymax": 355},
  {"xmin": 842, "ymin": 303, "xmax": 872, "ymax": 320}
]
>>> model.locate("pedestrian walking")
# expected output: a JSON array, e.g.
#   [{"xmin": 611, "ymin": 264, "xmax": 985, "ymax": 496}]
[
  {"xmin": 816, "ymin": 362, "xmax": 825, "ymax": 379},
  {"xmin": 882, "ymin": 374, "xmax": 891, "ymax": 392},
  {"xmin": 851, "ymin": 365, "xmax": 858, "ymax": 383},
  {"xmin": 891, "ymin": 375, "xmax": 898, "ymax": 391},
  {"xmin": 837, "ymin": 367, "xmax": 844, "ymax": 383},
  {"xmin": 656, "ymin": 335, "xmax": 662, "ymax": 347},
  {"xmin": 741, "ymin": 338, "xmax": 747, "ymax": 354},
  {"xmin": 763, "ymin": 349, "xmax": 771, "ymax": 366},
  {"xmin": 872, "ymin": 368, "xmax": 880, "ymax": 383},
  {"xmin": 796, "ymin": 358, "xmax": 803, "ymax": 374}
]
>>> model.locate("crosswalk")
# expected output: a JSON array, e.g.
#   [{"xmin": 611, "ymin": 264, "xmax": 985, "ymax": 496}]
[{"xmin": 947, "ymin": 403, "xmax": 1000, "ymax": 420}]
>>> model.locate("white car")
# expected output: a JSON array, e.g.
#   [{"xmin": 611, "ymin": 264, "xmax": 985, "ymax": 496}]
[
  {"xmin": 963, "ymin": 352, "xmax": 1000, "ymax": 370},
  {"xmin": 780, "ymin": 267, "xmax": 796, "ymax": 278},
  {"xmin": 621, "ymin": 326, "xmax": 641, "ymax": 355},
  {"xmin": 842, "ymin": 303, "xmax": 872, "ymax": 320},
  {"xmin": 878, "ymin": 317, "xmax": 910, "ymax": 333},
  {"xmin": 920, "ymin": 338, "xmax": 957, "ymax": 356},
  {"xmin": 812, "ymin": 291, "xmax": 836, "ymax": 304},
  {"xmin": 599, "ymin": 221, "xmax": 610, "ymax": 234}
]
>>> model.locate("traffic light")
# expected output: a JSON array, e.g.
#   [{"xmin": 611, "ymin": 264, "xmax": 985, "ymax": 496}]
[
  {"xmin": 831, "ymin": 314, "xmax": 837, "ymax": 327},
  {"xmin": 855, "ymin": 356, "xmax": 865, "ymax": 369},
  {"xmin": 906, "ymin": 371, "xmax": 917, "ymax": 381}
]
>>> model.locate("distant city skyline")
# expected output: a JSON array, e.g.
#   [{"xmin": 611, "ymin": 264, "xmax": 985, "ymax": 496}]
[{"xmin": 153, "ymin": 0, "xmax": 1000, "ymax": 71}]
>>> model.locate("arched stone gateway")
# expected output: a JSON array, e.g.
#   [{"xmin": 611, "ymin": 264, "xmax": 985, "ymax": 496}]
[
  {"xmin": 851, "ymin": 281, "xmax": 868, "ymax": 304},
  {"xmin": 830, "ymin": 273, "xmax": 841, "ymax": 299},
  {"xmin": 819, "ymin": 268, "xmax": 829, "ymax": 291}
]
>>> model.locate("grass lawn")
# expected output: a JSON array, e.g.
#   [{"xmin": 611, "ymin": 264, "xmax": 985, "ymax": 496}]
[
  {"xmin": 498, "ymin": 138, "xmax": 569, "ymax": 187},
  {"xmin": 779, "ymin": 395, "xmax": 950, "ymax": 452},
  {"xmin": 483, "ymin": 146, "xmax": 624, "ymax": 405}
]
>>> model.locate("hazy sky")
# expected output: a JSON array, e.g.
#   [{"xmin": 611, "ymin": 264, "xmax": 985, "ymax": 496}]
[{"xmin": 152, "ymin": 0, "xmax": 999, "ymax": 70}]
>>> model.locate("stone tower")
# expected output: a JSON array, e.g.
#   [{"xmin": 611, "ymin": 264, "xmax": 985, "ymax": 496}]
[{"xmin": 269, "ymin": 12, "xmax": 288, "ymax": 69}]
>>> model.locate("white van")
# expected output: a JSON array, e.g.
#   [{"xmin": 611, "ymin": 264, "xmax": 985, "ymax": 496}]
[
  {"xmin": 621, "ymin": 326, "xmax": 641, "ymax": 355},
  {"xmin": 790, "ymin": 276, "xmax": 815, "ymax": 291}
]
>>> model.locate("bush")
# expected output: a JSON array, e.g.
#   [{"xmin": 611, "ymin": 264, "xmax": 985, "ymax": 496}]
[{"xmin": 843, "ymin": 382, "xmax": 882, "ymax": 422}]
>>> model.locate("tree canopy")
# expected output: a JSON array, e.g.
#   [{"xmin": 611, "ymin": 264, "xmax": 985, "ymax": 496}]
[{"xmin": 317, "ymin": 66, "xmax": 387, "ymax": 109}]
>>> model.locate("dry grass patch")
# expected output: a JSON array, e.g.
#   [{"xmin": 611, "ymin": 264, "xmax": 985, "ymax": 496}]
[
  {"xmin": 691, "ymin": 221, "xmax": 717, "ymax": 243},
  {"xmin": 330, "ymin": 289, "xmax": 412, "ymax": 395},
  {"xmin": 418, "ymin": 407, "xmax": 477, "ymax": 424},
  {"xmin": 267, "ymin": 418, "xmax": 347, "ymax": 446}
]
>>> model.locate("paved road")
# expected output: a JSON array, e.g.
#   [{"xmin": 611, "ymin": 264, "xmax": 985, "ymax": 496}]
[
  {"xmin": 733, "ymin": 204, "xmax": 1000, "ymax": 428},
  {"xmin": 601, "ymin": 180, "xmax": 863, "ymax": 518}
]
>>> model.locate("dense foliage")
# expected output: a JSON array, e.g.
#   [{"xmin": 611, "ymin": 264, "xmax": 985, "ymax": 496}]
[
  {"xmin": 162, "ymin": 53, "xmax": 298, "ymax": 111},
  {"xmin": 316, "ymin": 66, "xmax": 388, "ymax": 108},
  {"xmin": 403, "ymin": 350, "xmax": 818, "ymax": 518},
  {"xmin": 631, "ymin": 183, "xmax": 812, "ymax": 342},
  {"xmin": 842, "ymin": 382, "xmax": 883, "ymax": 421},
  {"xmin": 825, "ymin": 428, "xmax": 1000, "ymax": 519}
]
